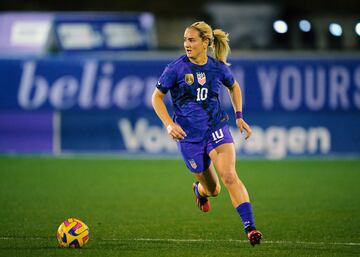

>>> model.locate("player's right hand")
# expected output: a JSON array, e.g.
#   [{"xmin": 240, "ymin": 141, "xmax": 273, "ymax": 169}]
[{"xmin": 166, "ymin": 123, "xmax": 187, "ymax": 140}]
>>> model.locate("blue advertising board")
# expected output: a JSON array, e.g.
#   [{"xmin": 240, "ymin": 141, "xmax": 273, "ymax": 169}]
[
  {"xmin": 53, "ymin": 12, "xmax": 156, "ymax": 52},
  {"xmin": 0, "ymin": 13, "xmax": 52, "ymax": 55},
  {"xmin": 1, "ymin": 58, "xmax": 359, "ymax": 112},
  {"xmin": 0, "ymin": 12, "xmax": 156, "ymax": 56},
  {"xmin": 0, "ymin": 56, "xmax": 359, "ymax": 158}
]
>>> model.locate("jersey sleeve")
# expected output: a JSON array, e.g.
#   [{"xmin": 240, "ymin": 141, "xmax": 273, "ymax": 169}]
[
  {"xmin": 221, "ymin": 64, "xmax": 235, "ymax": 88},
  {"xmin": 156, "ymin": 65, "xmax": 177, "ymax": 94}
]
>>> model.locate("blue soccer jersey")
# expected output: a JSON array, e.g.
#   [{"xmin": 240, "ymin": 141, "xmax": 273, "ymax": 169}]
[{"xmin": 156, "ymin": 55, "xmax": 235, "ymax": 142}]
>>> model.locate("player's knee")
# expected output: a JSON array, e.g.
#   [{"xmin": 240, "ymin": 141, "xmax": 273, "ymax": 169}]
[{"xmin": 222, "ymin": 172, "xmax": 237, "ymax": 187}]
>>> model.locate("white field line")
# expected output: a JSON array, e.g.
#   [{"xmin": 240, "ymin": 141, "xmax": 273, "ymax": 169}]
[
  {"xmin": 109, "ymin": 238, "xmax": 360, "ymax": 247},
  {"xmin": 0, "ymin": 236, "xmax": 359, "ymax": 247}
]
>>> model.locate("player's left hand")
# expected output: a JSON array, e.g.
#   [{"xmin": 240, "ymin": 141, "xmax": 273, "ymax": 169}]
[{"xmin": 236, "ymin": 118, "xmax": 252, "ymax": 140}]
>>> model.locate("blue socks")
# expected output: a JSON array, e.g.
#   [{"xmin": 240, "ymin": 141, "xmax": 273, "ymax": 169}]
[{"xmin": 236, "ymin": 202, "xmax": 256, "ymax": 231}]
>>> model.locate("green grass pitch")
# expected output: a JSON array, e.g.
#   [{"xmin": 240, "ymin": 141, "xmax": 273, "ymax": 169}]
[{"xmin": 0, "ymin": 156, "xmax": 359, "ymax": 257}]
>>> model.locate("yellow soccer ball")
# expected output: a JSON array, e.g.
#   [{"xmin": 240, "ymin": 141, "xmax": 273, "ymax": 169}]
[{"xmin": 56, "ymin": 218, "xmax": 90, "ymax": 248}]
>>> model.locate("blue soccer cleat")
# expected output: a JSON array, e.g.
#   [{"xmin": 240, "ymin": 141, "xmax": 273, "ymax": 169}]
[{"xmin": 192, "ymin": 182, "xmax": 210, "ymax": 212}]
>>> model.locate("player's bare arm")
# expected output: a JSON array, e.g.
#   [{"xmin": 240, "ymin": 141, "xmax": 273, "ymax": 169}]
[
  {"xmin": 151, "ymin": 88, "xmax": 187, "ymax": 140},
  {"xmin": 228, "ymin": 81, "xmax": 252, "ymax": 140}
]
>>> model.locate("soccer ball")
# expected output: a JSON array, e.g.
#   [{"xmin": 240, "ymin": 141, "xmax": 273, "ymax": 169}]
[{"xmin": 56, "ymin": 218, "xmax": 90, "ymax": 248}]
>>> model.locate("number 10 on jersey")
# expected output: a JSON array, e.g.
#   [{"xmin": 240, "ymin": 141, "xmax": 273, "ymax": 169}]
[{"xmin": 196, "ymin": 87, "xmax": 208, "ymax": 101}]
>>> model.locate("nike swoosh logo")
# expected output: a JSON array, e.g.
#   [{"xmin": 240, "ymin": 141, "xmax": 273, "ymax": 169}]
[{"xmin": 215, "ymin": 138, "xmax": 224, "ymax": 144}]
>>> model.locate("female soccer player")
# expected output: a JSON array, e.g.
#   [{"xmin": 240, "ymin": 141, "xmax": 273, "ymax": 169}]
[{"xmin": 152, "ymin": 21, "xmax": 262, "ymax": 246}]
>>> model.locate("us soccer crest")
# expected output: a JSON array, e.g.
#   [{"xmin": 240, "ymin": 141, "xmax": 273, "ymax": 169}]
[
  {"xmin": 196, "ymin": 72, "xmax": 206, "ymax": 86},
  {"xmin": 185, "ymin": 74, "xmax": 194, "ymax": 85},
  {"xmin": 188, "ymin": 159, "xmax": 197, "ymax": 169}
]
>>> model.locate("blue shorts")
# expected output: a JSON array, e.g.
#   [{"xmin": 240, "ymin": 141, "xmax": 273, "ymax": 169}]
[{"xmin": 177, "ymin": 125, "xmax": 234, "ymax": 173}]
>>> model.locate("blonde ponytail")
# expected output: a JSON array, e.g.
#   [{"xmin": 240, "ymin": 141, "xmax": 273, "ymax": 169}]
[
  {"xmin": 212, "ymin": 29, "xmax": 231, "ymax": 66},
  {"xmin": 188, "ymin": 21, "xmax": 231, "ymax": 65}
]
